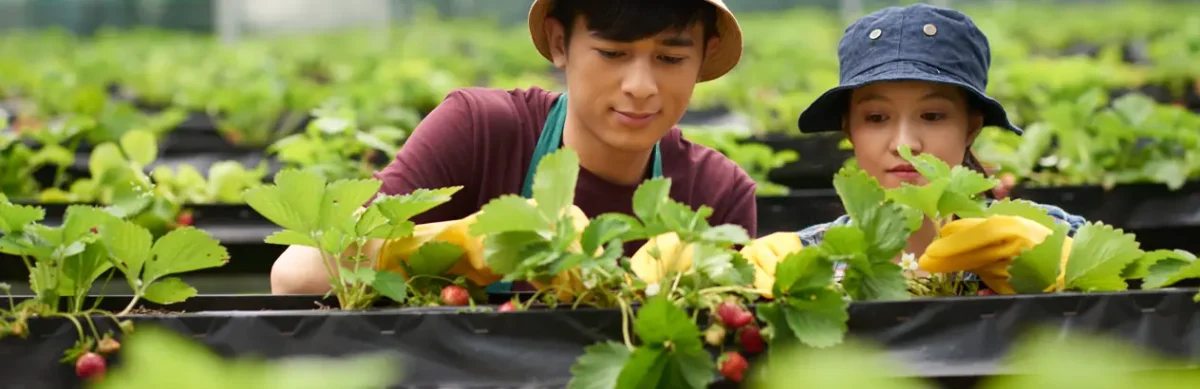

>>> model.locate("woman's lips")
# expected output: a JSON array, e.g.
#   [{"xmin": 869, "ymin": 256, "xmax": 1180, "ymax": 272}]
[{"xmin": 887, "ymin": 165, "xmax": 921, "ymax": 180}]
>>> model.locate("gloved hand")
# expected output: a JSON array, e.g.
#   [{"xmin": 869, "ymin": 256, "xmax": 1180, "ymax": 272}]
[
  {"xmin": 739, "ymin": 232, "xmax": 804, "ymax": 299},
  {"xmin": 630, "ymin": 232, "xmax": 696, "ymax": 284},
  {"xmin": 919, "ymin": 215, "xmax": 1073, "ymax": 294},
  {"xmin": 375, "ymin": 214, "xmax": 501, "ymax": 287}
]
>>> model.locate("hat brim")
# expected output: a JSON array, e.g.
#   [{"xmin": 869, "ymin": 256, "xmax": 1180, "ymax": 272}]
[
  {"xmin": 796, "ymin": 60, "xmax": 1022, "ymax": 135},
  {"xmin": 528, "ymin": 0, "xmax": 742, "ymax": 83}
]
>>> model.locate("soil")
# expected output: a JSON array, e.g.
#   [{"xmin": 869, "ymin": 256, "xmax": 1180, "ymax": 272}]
[{"xmin": 128, "ymin": 307, "xmax": 183, "ymax": 315}]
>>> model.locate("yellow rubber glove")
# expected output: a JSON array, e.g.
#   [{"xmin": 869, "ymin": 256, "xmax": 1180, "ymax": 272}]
[
  {"xmin": 375, "ymin": 214, "xmax": 501, "ymax": 287},
  {"xmin": 919, "ymin": 215, "xmax": 1073, "ymax": 294},
  {"xmin": 739, "ymin": 232, "xmax": 804, "ymax": 299},
  {"xmin": 629, "ymin": 232, "xmax": 696, "ymax": 284}
]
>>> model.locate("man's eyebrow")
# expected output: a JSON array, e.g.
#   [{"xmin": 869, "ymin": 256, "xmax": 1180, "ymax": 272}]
[{"xmin": 660, "ymin": 35, "xmax": 695, "ymax": 47}]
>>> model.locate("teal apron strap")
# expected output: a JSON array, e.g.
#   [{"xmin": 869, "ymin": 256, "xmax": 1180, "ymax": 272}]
[{"xmin": 487, "ymin": 93, "xmax": 662, "ymax": 294}]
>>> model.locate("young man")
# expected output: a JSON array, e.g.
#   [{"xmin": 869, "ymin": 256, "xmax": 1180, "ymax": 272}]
[{"xmin": 270, "ymin": 0, "xmax": 757, "ymax": 294}]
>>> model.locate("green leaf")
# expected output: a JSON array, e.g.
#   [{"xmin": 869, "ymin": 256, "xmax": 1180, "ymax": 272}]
[
  {"xmin": 99, "ymin": 218, "xmax": 153, "ymax": 278},
  {"xmin": 483, "ymin": 231, "xmax": 549, "ymax": 275},
  {"xmin": 143, "ymin": 227, "xmax": 229, "ymax": 283},
  {"xmin": 0, "ymin": 201, "xmax": 45, "ymax": 235},
  {"xmin": 1123, "ymin": 249, "xmax": 1194, "ymax": 280},
  {"xmin": 632, "ymin": 178, "xmax": 671, "ymax": 222},
  {"xmin": 471, "ymin": 195, "xmax": 548, "ymax": 236},
  {"xmin": 980, "ymin": 329, "xmax": 1192, "ymax": 389},
  {"xmin": 567, "ymin": 341, "xmax": 632, "ymax": 389},
  {"xmin": 692, "ymin": 243, "xmax": 754, "ymax": 286},
  {"xmin": 841, "ymin": 262, "xmax": 910, "ymax": 301},
  {"xmin": 61, "ymin": 242, "xmax": 113, "ymax": 298},
  {"xmin": 936, "ymin": 191, "xmax": 986, "ymax": 218},
  {"xmin": 119, "ymin": 130, "xmax": 158, "ymax": 166},
  {"xmin": 859, "ymin": 203, "xmax": 914, "ymax": 262},
  {"xmin": 264, "ymin": 230, "xmax": 319, "ymax": 247},
  {"xmin": 751, "ymin": 339, "xmax": 931, "ymax": 389},
  {"xmin": 243, "ymin": 169, "xmax": 327, "ymax": 232},
  {"xmin": 1142, "ymin": 251, "xmax": 1200, "ymax": 289},
  {"xmin": 885, "ymin": 179, "xmax": 948, "ymax": 219},
  {"xmin": 615, "ymin": 347, "xmax": 713, "ymax": 389},
  {"xmin": 782, "ymin": 288, "xmax": 850, "ymax": 348},
  {"xmin": 633, "ymin": 297, "xmax": 701, "ymax": 349},
  {"xmin": 370, "ymin": 187, "xmax": 461, "ymax": 225},
  {"xmin": 580, "ymin": 213, "xmax": 640, "ymax": 256},
  {"xmin": 354, "ymin": 206, "xmax": 391, "ymax": 238},
  {"xmin": 1009, "ymin": 222, "xmax": 1070, "ymax": 293},
  {"xmin": 832, "ymin": 167, "xmax": 885, "ymax": 223},
  {"xmin": 898, "ymin": 144, "xmax": 952, "ymax": 179},
  {"xmin": 532, "ymin": 148, "xmax": 580, "ymax": 222},
  {"xmin": 372, "ymin": 270, "xmax": 408, "ymax": 303},
  {"xmin": 986, "ymin": 199, "xmax": 1056, "ymax": 229},
  {"xmin": 615, "ymin": 348, "xmax": 669, "ymax": 389},
  {"xmin": 946, "ymin": 165, "xmax": 997, "ymax": 196},
  {"xmin": 772, "ymin": 249, "xmax": 834, "ymax": 297},
  {"xmin": 319, "ymin": 179, "xmax": 383, "ymax": 232},
  {"xmin": 698, "ymin": 224, "xmax": 751, "ymax": 246},
  {"xmin": 142, "ymin": 277, "xmax": 198, "ymax": 304},
  {"xmin": 407, "ymin": 241, "xmax": 464, "ymax": 276},
  {"xmin": 1064, "ymin": 223, "xmax": 1144, "ymax": 292},
  {"xmin": 820, "ymin": 226, "xmax": 869, "ymax": 272}
]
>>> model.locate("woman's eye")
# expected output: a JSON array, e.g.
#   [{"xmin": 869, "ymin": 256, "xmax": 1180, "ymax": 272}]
[
  {"xmin": 921, "ymin": 112, "xmax": 946, "ymax": 121},
  {"xmin": 865, "ymin": 114, "xmax": 887, "ymax": 123},
  {"xmin": 596, "ymin": 49, "xmax": 623, "ymax": 59}
]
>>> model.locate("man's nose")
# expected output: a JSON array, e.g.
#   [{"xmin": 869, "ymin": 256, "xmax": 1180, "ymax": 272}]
[{"xmin": 621, "ymin": 59, "xmax": 658, "ymax": 101}]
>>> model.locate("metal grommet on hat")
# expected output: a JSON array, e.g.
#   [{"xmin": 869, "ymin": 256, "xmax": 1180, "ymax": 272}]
[
  {"xmin": 923, "ymin": 23, "xmax": 937, "ymax": 36},
  {"xmin": 869, "ymin": 28, "xmax": 882, "ymax": 39}
]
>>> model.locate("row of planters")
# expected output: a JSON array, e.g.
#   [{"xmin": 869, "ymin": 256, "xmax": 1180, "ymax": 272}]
[{"xmin": 4, "ymin": 146, "xmax": 1200, "ymax": 387}]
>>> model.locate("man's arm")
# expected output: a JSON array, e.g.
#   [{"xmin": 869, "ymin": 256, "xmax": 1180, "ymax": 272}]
[{"xmin": 269, "ymin": 91, "xmax": 481, "ymax": 295}]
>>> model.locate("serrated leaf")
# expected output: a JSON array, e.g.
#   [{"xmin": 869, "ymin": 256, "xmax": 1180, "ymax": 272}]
[
  {"xmin": 937, "ymin": 191, "xmax": 986, "ymax": 218},
  {"xmin": 782, "ymin": 288, "xmax": 849, "ymax": 348},
  {"xmin": 692, "ymin": 243, "xmax": 754, "ymax": 286},
  {"xmin": 820, "ymin": 226, "xmax": 869, "ymax": 272},
  {"xmin": 699, "ymin": 224, "xmax": 751, "ymax": 246},
  {"xmin": 841, "ymin": 262, "xmax": 910, "ymax": 301},
  {"xmin": 354, "ymin": 206, "xmax": 390, "ymax": 237},
  {"xmin": 580, "ymin": 213, "xmax": 639, "ymax": 256},
  {"xmin": 0, "ymin": 202, "xmax": 46, "ymax": 235},
  {"xmin": 614, "ymin": 345, "xmax": 713, "ymax": 389},
  {"xmin": 632, "ymin": 178, "xmax": 671, "ymax": 222},
  {"xmin": 372, "ymin": 270, "xmax": 408, "ymax": 303},
  {"xmin": 142, "ymin": 277, "xmax": 198, "ymax": 304},
  {"xmin": 370, "ymin": 187, "xmax": 461, "ymax": 224},
  {"xmin": 1143, "ymin": 254, "xmax": 1200, "ymax": 289},
  {"xmin": 243, "ymin": 169, "xmax": 326, "ymax": 232},
  {"xmin": 532, "ymin": 148, "xmax": 580, "ymax": 222},
  {"xmin": 567, "ymin": 341, "xmax": 632, "ymax": 389},
  {"xmin": 859, "ymin": 203, "xmax": 913, "ymax": 261},
  {"xmin": 264, "ymin": 230, "xmax": 318, "ymax": 247},
  {"xmin": 832, "ymin": 167, "xmax": 885, "ymax": 223},
  {"xmin": 319, "ymin": 179, "xmax": 383, "ymax": 232},
  {"xmin": 773, "ymin": 248, "xmax": 834, "ymax": 297},
  {"xmin": 1009, "ymin": 223, "xmax": 1069, "ymax": 293},
  {"xmin": 471, "ymin": 195, "xmax": 548, "ymax": 236},
  {"xmin": 482, "ymin": 231, "xmax": 549, "ymax": 275},
  {"xmin": 885, "ymin": 179, "xmax": 948, "ymax": 219},
  {"xmin": 1064, "ymin": 223, "xmax": 1143, "ymax": 292},
  {"xmin": 947, "ymin": 165, "xmax": 997, "ymax": 196},
  {"xmin": 62, "ymin": 206, "xmax": 118, "ymax": 242},
  {"xmin": 407, "ymin": 241, "xmax": 464, "ymax": 276},
  {"xmin": 60, "ymin": 242, "xmax": 113, "ymax": 299},
  {"xmin": 898, "ymin": 144, "xmax": 952, "ymax": 179},
  {"xmin": 633, "ymin": 297, "xmax": 701, "ymax": 349},
  {"xmin": 143, "ymin": 227, "xmax": 229, "ymax": 283},
  {"xmin": 99, "ymin": 218, "xmax": 153, "ymax": 278},
  {"xmin": 1123, "ymin": 249, "xmax": 1194, "ymax": 280},
  {"xmin": 986, "ymin": 199, "xmax": 1056, "ymax": 229}
]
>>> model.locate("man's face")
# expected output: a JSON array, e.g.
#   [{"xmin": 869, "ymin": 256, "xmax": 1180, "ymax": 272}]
[{"xmin": 552, "ymin": 16, "xmax": 709, "ymax": 154}]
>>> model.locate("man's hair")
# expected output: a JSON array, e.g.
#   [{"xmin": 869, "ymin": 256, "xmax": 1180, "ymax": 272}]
[{"xmin": 548, "ymin": 0, "xmax": 720, "ymax": 50}]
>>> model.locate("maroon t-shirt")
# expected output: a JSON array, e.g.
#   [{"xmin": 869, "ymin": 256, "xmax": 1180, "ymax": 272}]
[{"xmin": 373, "ymin": 86, "xmax": 759, "ymax": 253}]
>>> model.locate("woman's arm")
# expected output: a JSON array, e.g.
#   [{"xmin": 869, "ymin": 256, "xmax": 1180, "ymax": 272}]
[{"xmin": 270, "ymin": 238, "xmax": 385, "ymax": 295}]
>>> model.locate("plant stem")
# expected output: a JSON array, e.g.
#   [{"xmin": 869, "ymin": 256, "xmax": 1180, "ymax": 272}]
[
  {"xmin": 117, "ymin": 292, "xmax": 142, "ymax": 316},
  {"xmin": 617, "ymin": 297, "xmax": 634, "ymax": 350},
  {"xmin": 697, "ymin": 285, "xmax": 761, "ymax": 296},
  {"xmin": 57, "ymin": 313, "xmax": 86, "ymax": 342}
]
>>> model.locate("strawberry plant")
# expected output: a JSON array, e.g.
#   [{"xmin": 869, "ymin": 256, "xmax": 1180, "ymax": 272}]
[
  {"xmin": 269, "ymin": 99, "xmax": 407, "ymax": 182},
  {"xmin": 243, "ymin": 168, "xmax": 464, "ymax": 310},
  {"xmin": 0, "ymin": 191, "xmax": 230, "ymax": 373}
]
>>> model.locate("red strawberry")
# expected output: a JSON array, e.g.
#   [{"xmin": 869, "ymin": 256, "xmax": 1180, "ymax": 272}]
[
  {"xmin": 176, "ymin": 211, "xmax": 194, "ymax": 227},
  {"xmin": 738, "ymin": 325, "xmax": 765, "ymax": 354},
  {"xmin": 717, "ymin": 352, "xmax": 748, "ymax": 382},
  {"xmin": 977, "ymin": 289, "xmax": 996, "ymax": 296},
  {"xmin": 704, "ymin": 325, "xmax": 727, "ymax": 347},
  {"xmin": 89, "ymin": 227, "xmax": 98, "ymax": 234},
  {"xmin": 440, "ymin": 285, "xmax": 470, "ymax": 306},
  {"xmin": 75, "ymin": 352, "xmax": 106, "ymax": 381},
  {"xmin": 497, "ymin": 301, "xmax": 516, "ymax": 312},
  {"xmin": 97, "ymin": 337, "xmax": 121, "ymax": 354},
  {"xmin": 716, "ymin": 302, "xmax": 753, "ymax": 329}
]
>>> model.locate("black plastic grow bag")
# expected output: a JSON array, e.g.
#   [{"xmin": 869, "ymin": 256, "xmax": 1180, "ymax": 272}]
[{"xmin": 2, "ymin": 289, "xmax": 1199, "ymax": 389}]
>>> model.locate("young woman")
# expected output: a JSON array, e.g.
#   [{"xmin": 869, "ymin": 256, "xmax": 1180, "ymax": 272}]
[{"xmin": 792, "ymin": 4, "xmax": 1087, "ymax": 285}]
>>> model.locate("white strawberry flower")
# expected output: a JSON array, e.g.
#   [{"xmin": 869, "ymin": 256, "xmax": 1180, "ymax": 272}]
[
  {"xmin": 645, "ymin": 283, "xmax": 661, "ymax": 297},
  {"xmin": 900, "ymin": 252, "xmax": 919, "ymax": 272}
]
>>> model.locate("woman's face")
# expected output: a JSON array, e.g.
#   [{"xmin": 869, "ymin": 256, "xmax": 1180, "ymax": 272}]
[{"xmin": 845, "ymin": 81, "xmax": 983, "ymax": 189}]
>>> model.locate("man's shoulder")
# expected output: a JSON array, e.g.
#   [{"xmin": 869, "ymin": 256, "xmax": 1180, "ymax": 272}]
[{"xmin": 444, "ymin": 86, "xmax": 560, "ymax": 121}]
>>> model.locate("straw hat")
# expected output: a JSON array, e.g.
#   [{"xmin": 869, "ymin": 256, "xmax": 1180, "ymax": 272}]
[{"xmin": 527, "ymin": 0, "xmax": 743, "ymax": 82}]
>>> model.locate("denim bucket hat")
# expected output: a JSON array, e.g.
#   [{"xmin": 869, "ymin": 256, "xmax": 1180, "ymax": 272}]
[{"xmin": 796, "ymin": 4, "xmax": 1021, "ymax": 135}]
